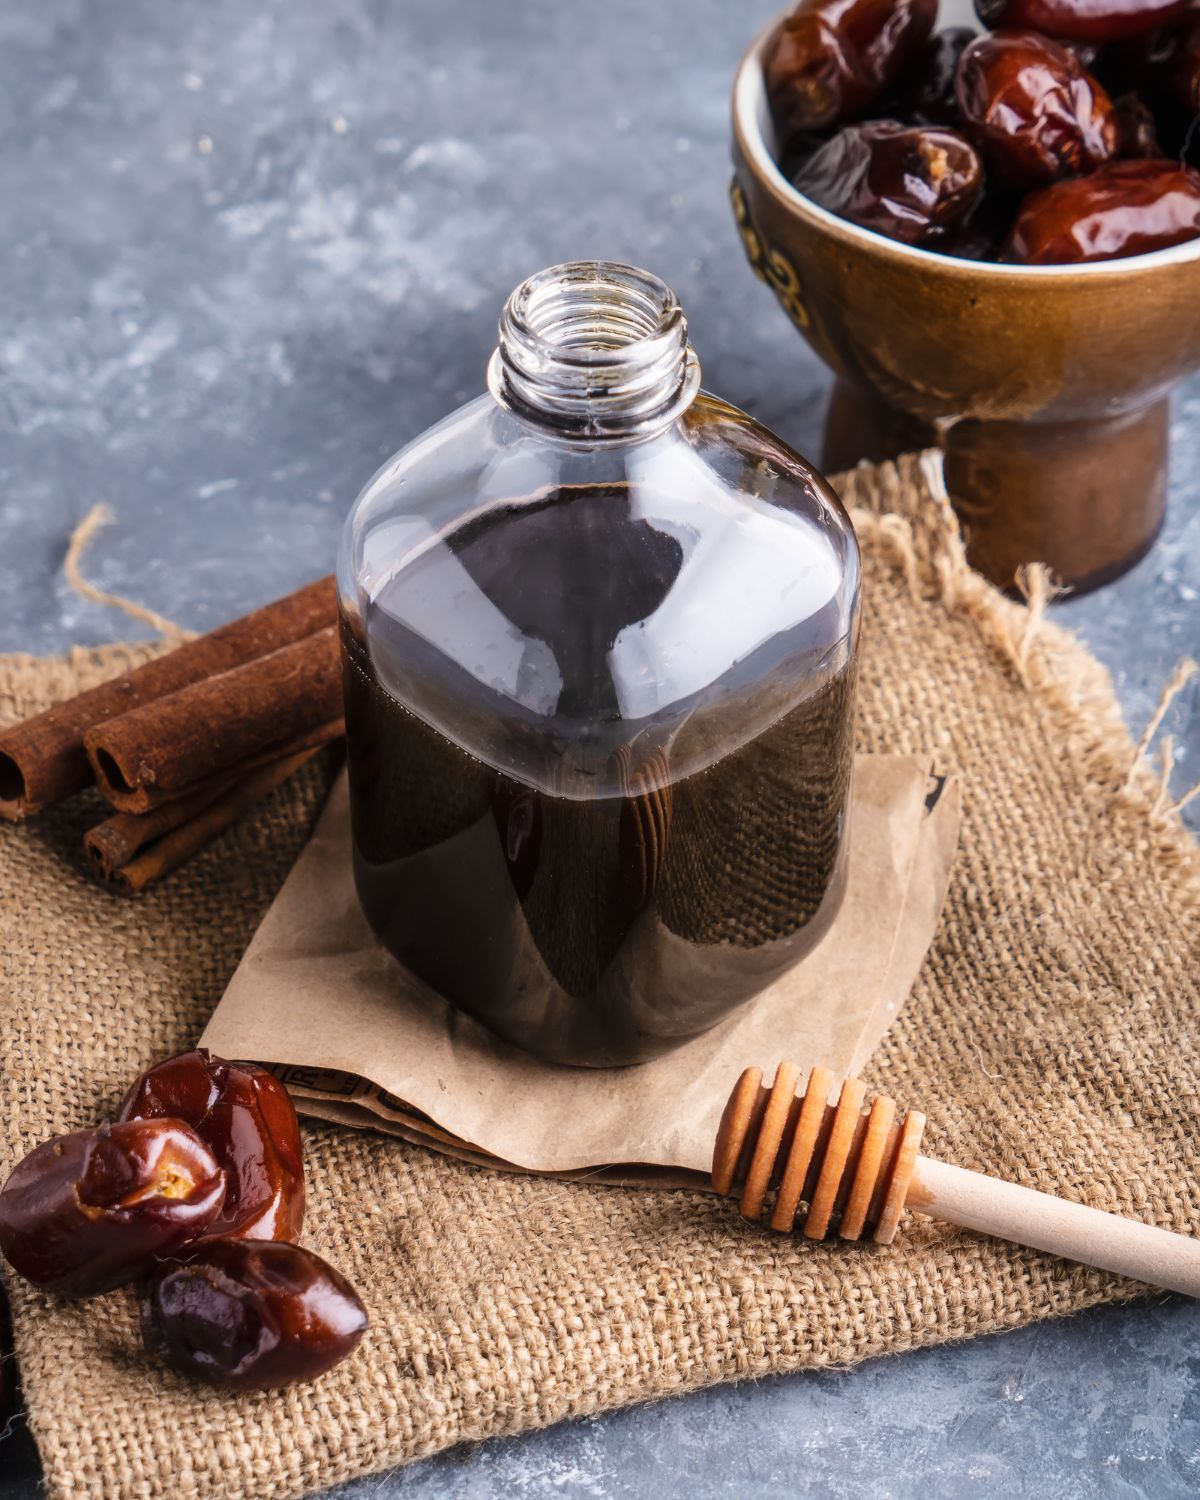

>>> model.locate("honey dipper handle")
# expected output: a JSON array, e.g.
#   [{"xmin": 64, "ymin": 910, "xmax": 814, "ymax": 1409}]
[{"xmin": 912, "ymin": 1158, "xmax": 1200, "ymax": 1299}]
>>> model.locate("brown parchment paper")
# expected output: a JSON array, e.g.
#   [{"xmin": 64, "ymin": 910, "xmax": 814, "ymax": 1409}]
[{"xmin": 202, "ymin": 753, "xmax": 959, "ymax": 1176}]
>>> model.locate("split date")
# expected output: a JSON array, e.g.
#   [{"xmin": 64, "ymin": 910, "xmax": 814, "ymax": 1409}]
[
  {"xmin": 0, "ymin": 1049, "xmax": 365, "ymax": 1392},
  {"xmin": 792, "ymin": 121, "xmax": 983, "ymax": 246},
  {"xmin": 0, "ymin": 1118, "xmax": 226, "ymax": 1296},
  {"xmin": 120, "ymin": 1048, "xmax": 305, "ymax": 1244}
]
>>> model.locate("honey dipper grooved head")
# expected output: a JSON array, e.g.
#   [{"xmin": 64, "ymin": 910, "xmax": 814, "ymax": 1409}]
[{"xmin": 712, "ymin": 1063, "xmax": 925, "ymax": 1245}]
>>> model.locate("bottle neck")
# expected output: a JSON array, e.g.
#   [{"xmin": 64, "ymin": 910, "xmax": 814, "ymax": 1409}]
[{"xmin": 487, "ymin": 261, "xmax": 701, "ymax": 443}]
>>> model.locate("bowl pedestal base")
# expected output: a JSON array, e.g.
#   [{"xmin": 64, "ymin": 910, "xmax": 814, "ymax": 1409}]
[{"xmin": 822, "ymin": 378, "xmax": 1167, "ymax": 597}]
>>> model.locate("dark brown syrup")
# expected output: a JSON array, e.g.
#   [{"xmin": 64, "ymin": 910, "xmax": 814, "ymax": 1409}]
[{"xmin": 342, "ymin": 480, "xmax": 857, "ymax": 1066}]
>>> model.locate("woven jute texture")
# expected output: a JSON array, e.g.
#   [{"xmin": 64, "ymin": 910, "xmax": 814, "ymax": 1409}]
[{"xmin": 2, "ymin": 455, "xmax": 1198, "ymax": 1500}]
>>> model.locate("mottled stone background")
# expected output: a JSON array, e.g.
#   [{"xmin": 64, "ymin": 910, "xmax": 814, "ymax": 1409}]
[{"xmin": 0, "ymin": 0, "xmax": 1197, "ymax": 1496}]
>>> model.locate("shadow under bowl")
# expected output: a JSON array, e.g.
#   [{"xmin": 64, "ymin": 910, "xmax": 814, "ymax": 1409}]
[{"xmin": 731, "ymin": 18, "xmax": 1200, "ymax": 594}]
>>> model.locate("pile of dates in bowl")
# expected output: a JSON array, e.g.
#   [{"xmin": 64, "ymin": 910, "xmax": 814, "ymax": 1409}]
[{"xmin": 764, "ymin": 0, "xmax": 1200, "ymax": 261}]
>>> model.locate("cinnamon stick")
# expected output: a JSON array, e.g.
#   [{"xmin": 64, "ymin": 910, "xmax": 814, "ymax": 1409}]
[
  {"xmin": 85, "ymin": 776, "xmax": 239, "ymax": 879},
  {"xmin": 94, "ymin": 711, "xmax": 342, "ymax": 816},
  {"xmin": 0, "ymin": 575, "xmax": 336, "ymax": 821},
  {"xmin": 84, "ymin": 626, "xmax": 341, "ymax": 814},
  {"xmin": 101, "ymin": 745, "xmax": 327, "ymax": 896},
  {"xmin": 85, "ymin": 718, "xmax": 345, "ymax": 872}
]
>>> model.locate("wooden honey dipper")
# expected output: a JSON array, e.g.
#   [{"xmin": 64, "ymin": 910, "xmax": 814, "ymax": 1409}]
[{"xmin": 713, "ymin": 1063, "xmax": 1200, "ymax": 1297}]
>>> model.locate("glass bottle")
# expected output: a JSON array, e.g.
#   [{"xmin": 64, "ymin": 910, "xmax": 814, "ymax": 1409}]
[{"xmin": 337, "ymin": 261, "xmax": 861, "ymax": 1067}]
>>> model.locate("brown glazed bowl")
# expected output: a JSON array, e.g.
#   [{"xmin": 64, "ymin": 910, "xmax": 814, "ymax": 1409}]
[{"xmin": 731, "ymin": 17, "xmax": 1200, "ymax": 594}]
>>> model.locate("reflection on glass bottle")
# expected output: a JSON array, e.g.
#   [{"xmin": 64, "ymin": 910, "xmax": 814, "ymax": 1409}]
[{"xmin": 338, "ymin": 263, "xmax": 860, "ymax": 1066}]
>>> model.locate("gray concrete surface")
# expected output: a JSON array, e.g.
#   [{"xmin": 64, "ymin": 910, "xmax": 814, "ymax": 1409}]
[{"xmin": 0, "ymin": 0, "xmax": 1197, "ymax": 1495}]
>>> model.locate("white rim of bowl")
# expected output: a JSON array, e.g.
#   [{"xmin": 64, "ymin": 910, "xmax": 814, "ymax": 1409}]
[{"xmin": 733, "ymin": 15, "xmax": 1200, "ymax": 280}]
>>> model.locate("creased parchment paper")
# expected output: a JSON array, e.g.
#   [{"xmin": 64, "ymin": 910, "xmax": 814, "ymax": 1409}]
[{"xmin": 203, "ymin": 753, "xmax": 958, "ymax": 1178}]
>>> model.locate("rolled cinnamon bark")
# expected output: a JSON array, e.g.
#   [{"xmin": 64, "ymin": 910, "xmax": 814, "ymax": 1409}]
[
  {"xmin": 101, "ymin": 744, "xmax": 327, "ymax": 896},
  {"xmin": 98, "ymin": 716, "xmax": 344, "ymax": 816},
  {"xmin": 0, "ymin": 575, "xmax": 336, "ymax": 821},
  {"xmin": 85, "ymin": 626, "xmax": 341, "ymax": 813},
  {"xmin": 85, "ymin": 720, "xmax": 344, "ymax": 874},
  {"xmin": 85, "ymin": 778, "xmax": 236, "ymax": 879}
]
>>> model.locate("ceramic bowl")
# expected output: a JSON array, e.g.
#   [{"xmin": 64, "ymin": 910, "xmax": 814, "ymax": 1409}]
[{"xmin": 730, "ymin": 15, "xmax": 1200, "ymax": 593}]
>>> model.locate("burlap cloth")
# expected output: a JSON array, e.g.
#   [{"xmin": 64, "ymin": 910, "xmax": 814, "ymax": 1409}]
[{"xmin": 1, "ymin": 454, "xmax": 1198, "ymax": 1500}]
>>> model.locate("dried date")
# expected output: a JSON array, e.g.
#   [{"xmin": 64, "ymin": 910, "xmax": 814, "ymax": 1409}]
[
  {"xmin": 0, "ymin": 1119, "xmax": 225, "ymax": 1296},
  {"xmin": 1064, "ymin": 39, "xmax": 1104, "ymax": 68},
  {"xmin": 141, "ymin": 1239, "xmax": 368, "ymax": 1391},
  {"xmin": 974, "ymin": 0, "xmax": 1189, "ymax": 43},
  {"xmin": 1169, "ymin": 13, "xmax": 1200, "ymax": 109},
  {"xmin": 1103, "ymin": 18, "xmax": 1200, "ymax": 157},
  {"xmin": 792, "ymin": 120, "xmax": 984, "ymax": 246},
  {"xmin": 1114, "ymin": 91, "xmax": 1163, "ymax": 155},
  {"xmin": 955, "ymin": 30, "xmax": 1119, "ymax": 187},
  {"xmin": 1003, "ymin": 158, "xmax": 1200, "ymax": 261},
  {"xmin": 934, "ymin": 185, "xmax": 1021, "ymax": 259},
  {"xmin": 120, "ymin": 1049, "xmax": 304, "ymax": 1244},
  {"xmin": 884, "ymin": 27, "xmax": 975, "ymax": 126},
  {"xmin": 765, "ymin": 0, "xmax": 938, "ymax": 131},
  {"xmin": 1125, "ymin": 13, "xmax": 1200, "ymax": 109}
]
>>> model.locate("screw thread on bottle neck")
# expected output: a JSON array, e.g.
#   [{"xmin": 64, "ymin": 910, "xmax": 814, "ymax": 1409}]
[{"xmin": 489, "ymin": 261, "xmax": 701, "ymax": 442}]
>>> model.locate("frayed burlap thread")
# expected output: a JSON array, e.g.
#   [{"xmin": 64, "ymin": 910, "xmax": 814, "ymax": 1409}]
[{"xmin": 1, "ymin": 454, "xmax": 1198, "ymax": 1500}]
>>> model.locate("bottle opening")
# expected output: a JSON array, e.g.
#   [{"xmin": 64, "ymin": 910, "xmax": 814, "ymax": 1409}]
[{"xmin": 489, "ymin": 261, "xmax": 701, "ymax": 441}]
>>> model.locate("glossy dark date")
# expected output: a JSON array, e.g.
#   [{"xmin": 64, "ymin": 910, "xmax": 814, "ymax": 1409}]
[
  {"xmin": 975, "ymin": 0, "xmax": 1189, "ymax": 42},
  {"xmin": 934, "ymin": 184, "xmax": 1021, "ymax": 259},
  {"xmin": 0, "ymin": 1119, "xmax": 225, "ymax": 1296},
  {"xmin": 141, "ymin": 1239, "xmax": 367, "ymax": 1391},
  {"xmin": 1003, "ymin": 159, "xmax": 1200, "ymax": 261},
  {"xmin": 1103, "ymin": 18, "xmax": 1200, "ymax": 157},
  {"xmin": 764, "ymin": 0, "xmax": 937, "ymax": 131},
  {"xmin": 120, "ymin": 1048, "xmax": 304, "ymax": 1244},
  {"xmin": 885, "ymin": 27, "xmax": 976, "ymax": 125},
  {"xmin": 793, "ymin": 121, "xmax": 984, "ymax": 246},
  {"xmin": 1129, "ymin": 13, "xmax": 1200, "ymax": 109},
  {"xmin": 1170, "ymin": 14, "xmax": 1200, "ymax": 109},
  {"xmin": 955, "ymin": 30, "xmax": 1119, "ymax": 188},
  {"xmin": 776, "ymin": 127, "xmax": 837, "ymax": 180},
  {"xmin": 1114, "ymin": 91, "xmax": 1162, "ymax": 156}
]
